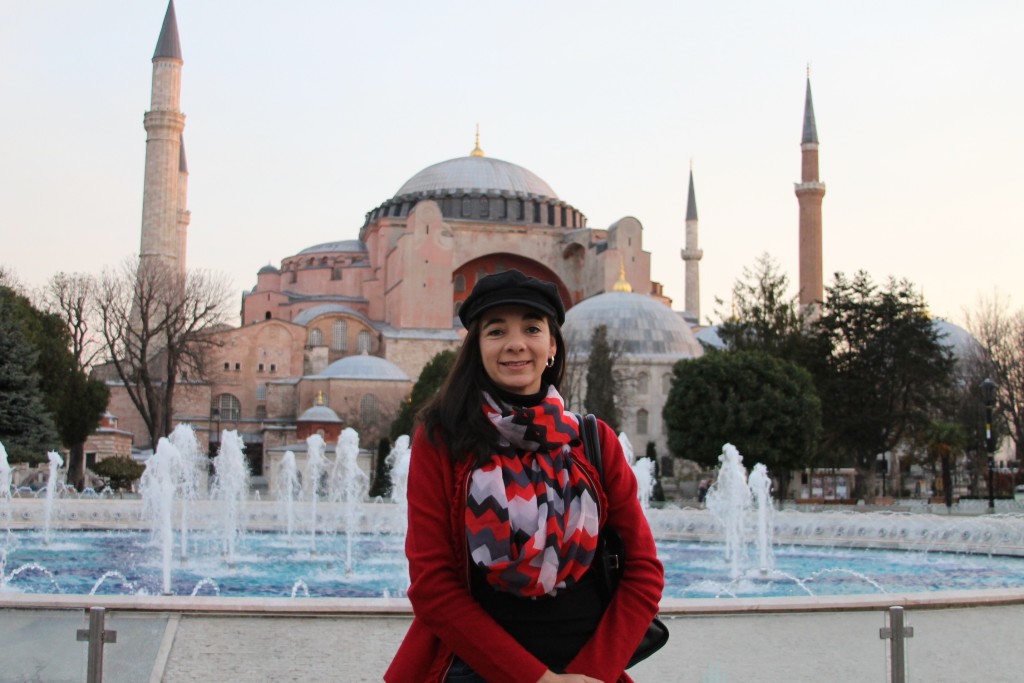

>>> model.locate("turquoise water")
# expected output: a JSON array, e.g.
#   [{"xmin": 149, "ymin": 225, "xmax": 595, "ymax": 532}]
[{"xmin": 2, "ymin": 530, "xmax": 1023, "ymax": 598}]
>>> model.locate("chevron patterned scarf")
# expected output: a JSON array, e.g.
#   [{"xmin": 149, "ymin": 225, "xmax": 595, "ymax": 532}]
[{"xmin": 466, "ymin": 387, "xmax": 600, "ymax": 597}]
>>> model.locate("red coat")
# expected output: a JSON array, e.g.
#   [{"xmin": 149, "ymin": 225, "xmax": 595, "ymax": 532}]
[{"xmin": 384, "ymin": 419, "xmax": 664, "ymax": 683}]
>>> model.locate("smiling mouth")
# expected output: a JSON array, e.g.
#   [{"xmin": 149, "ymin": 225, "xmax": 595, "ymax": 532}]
[{"xmin": 501, "ymin": 360, "xmax": 531, "ymax": 368}]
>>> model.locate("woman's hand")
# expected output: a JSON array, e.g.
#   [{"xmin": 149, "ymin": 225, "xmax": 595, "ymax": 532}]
[{"xmin": 535, "ymin": 671, "xmax": 604, "ymax": 683}]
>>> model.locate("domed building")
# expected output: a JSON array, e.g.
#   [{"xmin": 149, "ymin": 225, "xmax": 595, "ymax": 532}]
[
  {"xmin": 102, "ymin": 6, "xmax": 826, "ymax": 487},
  {"xmin": 562, "ymin": 275, "xmax": 704, "ymax": 457}
]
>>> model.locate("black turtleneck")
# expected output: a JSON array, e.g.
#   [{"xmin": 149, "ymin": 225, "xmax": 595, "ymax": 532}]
[{"xmin": 489, "ymin": 383, "xmax": 549, "ymax": 409}]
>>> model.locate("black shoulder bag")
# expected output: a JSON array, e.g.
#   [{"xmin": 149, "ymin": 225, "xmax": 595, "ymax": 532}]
[{"xmin": 578, "ymin": 413, "xmax": 669, "ymax": 669}]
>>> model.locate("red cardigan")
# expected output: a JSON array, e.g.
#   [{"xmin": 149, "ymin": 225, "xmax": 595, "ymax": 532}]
[{"xmin": 384, "ymin": 419, "xmax": 664, "ymax": 683}]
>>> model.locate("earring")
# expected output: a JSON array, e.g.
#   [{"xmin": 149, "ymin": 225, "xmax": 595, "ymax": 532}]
[{"xmin": 546, "ymin": 357, "xmax": 555, "ymax": 368}]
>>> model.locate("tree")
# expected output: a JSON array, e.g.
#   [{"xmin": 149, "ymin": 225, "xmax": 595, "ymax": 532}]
[
  {"xmin": 807, "ymin": 272, "xmax": 955, "ymax": 499},
  {"xmin": 94, "ymin": 258, "xmax": 232, "ymax": 448},
  {"xmin": 662, "ymin": 349, "xmax": 821, "ymax": 499},
  {"xmin": 964, "ymin": 293, "xmax": 1024, "ymax": 463},
  {"xmin": 715, "ymin": 253, "xmax": 807, "ymax": 360},
  {"xmin": 585, "ymin": 324, "xmax": 620, "ymax": 432},
  {"xmin": 0, "ymin": 295, "xmax": 59, "ymax": 463},
  {"xmin": 39, "ymin": 272, "xmax": 110, "ymax": 488},
  {"xmin": 389, "ymin": 349, "xmax": 457, "ymax": 440},
  {"xmin": 92, "ymin": 455, "xmax": 145, "ymax": 492}
]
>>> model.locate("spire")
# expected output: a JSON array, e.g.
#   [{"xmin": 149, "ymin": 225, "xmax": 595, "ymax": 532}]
[
  {"xmin": 686, "ymin": 164, "xmax": 698, "ymax": 222},
  {"xmin": 469, "ymin": 124, "xmax": 485, "ymax": 157},
  {"xmin": 613, "ymin": 257, "xmax": 633, "ymax": 292},
  {"xmin": 153, "ymin": 0, "xmax": 182, "ymax": 61},
  {"xmin": 801, "ymin": 73, "xmax": 819, "ymax": 145}
]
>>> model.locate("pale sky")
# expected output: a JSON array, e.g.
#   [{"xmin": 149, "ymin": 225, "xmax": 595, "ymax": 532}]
[{"xmin": 1, "ymin": 0, "xmax": 1021, "ymax": 326}]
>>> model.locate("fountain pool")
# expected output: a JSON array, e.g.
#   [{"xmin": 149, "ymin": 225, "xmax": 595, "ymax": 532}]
[{"xmin": 3, "ymin": 527, "xmax": 1024, "ymax": 599}]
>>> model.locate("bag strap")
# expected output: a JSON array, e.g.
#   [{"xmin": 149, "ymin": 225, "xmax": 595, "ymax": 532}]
[{"xmin": 576, "ymin": 413, "xmax": 603, "ymax": 485}]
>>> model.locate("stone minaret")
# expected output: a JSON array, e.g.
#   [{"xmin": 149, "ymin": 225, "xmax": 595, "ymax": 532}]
[
  {"xmin": 795, "ymin": 74, "xmax": 825, "ymax": 309},
  {"xmin": 139, "ymin": 1, "xmax": 188, "ymax": 276},
  {"xmin": 681, "ymin": 165, "xmax": 702, "ymax": 323}
]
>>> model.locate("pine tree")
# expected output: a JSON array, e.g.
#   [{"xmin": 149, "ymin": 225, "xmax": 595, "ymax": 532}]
[
  {"xmin": 585, "ymin": 324, "xmax": 620, "ymax": 431},
  {"xmin": 0, "ymin": 297, "xmax": 59, "ymax": 463}
]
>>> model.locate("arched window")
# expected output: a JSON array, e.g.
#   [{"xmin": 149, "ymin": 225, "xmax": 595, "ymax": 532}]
[
  {"xmin": 308, "ymin": 328, "xmax": 323, "ymax": 346},
  {"xmin": 332, "ymin": 320, "xmax": 348, "ymax": 351},
  {"xmin": 662, "ymin": 373, "xmax": 673, "ymax": 395},
  {"xmin": 637, "ymin": 372, "xmax": 650, "ymax": 395},
  {"xmin": 255, "ymin": 384, "xmax": 268, "ymax": 401},
  {"xmin": 453, "ymin": 274, "xmax": 466, "ymax": 293},
  {"xmin": 213, "ymin": 394, "xmax": 242, "ymax": 421},
  {"xmin": 360, "ymin": 394, "xmax": 380, "ymax": 423},
  {"xmin": 636, "ymin": 409, "xmax": 649, "ymax": 435},
  {"xmin": 480, "ymin": 197, "xmax": 489, "ymax": 218},
  {"xmin": 357, "ymin": 330, "xmax": 372, "ymax": 353}
]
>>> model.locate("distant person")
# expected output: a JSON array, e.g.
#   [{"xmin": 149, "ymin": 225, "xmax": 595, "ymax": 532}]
[
  {"xmin": 697, "ymin": 479, "xmax": 710, "ymax": 504},
  {"xmin": 385, "ymin": 270, "xmax": 664, "ymax": 683}
]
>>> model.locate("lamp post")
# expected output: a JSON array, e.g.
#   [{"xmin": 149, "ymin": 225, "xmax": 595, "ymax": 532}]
[{"xmin": 981, "ymin": 378, "xmax": 997, "ymax": 512}]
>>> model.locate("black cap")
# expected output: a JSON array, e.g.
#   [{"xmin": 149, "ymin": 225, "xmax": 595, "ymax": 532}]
[{"xmin": 458, "ymin": 270, "xmax": 565, "ymax": 327}]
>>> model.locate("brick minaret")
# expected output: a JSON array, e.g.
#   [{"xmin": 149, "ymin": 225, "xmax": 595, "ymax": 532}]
[
  {"xmin": 795, "ymin": 74, "xmax": 825, "ymax": 310},
  {"xmin": 681, "ymin": 165, "xmax": 702, "ymax": 322},
  {"xmin": 139, "ymin": 1, "xmax": 188, "ymax": 276}
]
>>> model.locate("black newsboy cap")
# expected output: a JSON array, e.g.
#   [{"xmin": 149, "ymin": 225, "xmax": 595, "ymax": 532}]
[{"xmin": 458, "ymin": 270, "xmax": 565, "ymax": 327}]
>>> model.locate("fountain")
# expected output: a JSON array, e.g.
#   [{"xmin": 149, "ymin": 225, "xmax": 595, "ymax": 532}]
[
  {"xmin": 168, "ymin": 424, "xmax": 203, "ymax": 559},
  {"xmin": 42, "ymin": 450, "xmax": 64, "ymax": 545},
  {"xmin": 2, "ymin": 432, "xmax": 1024, "ymax": 601},
  {"xmin": 0, "ymin": 441, "xmax": 11, "ymax": 529},
  {"xmin": 210, "ymin": 430, "xmax": 250, "ymax": 564},
  {"xmin": 139, "ymin": 437, "xmax": 179, "ymax": 594},
  {"xmin": 304, "ymin": 434, "xmax": 327, "ymax": 553},
  {"xmin": 704, "ymin": 444, "xmax": 752, "ymax": 579},
  {"xmin": 332, "ymin": 428, "xmax": 369, "ymax": 574},
  {"xmin": 276, "ymin": 450, "xmax": 300, "ymax": 538}
]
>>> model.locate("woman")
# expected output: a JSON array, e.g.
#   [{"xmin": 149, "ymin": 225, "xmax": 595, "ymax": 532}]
[{"xmin": 385, "ymin": 270, "xmax": 664, "ymax": 683}]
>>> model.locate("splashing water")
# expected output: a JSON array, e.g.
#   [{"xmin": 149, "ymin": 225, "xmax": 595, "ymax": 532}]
[
  {"xmin": 618, "ymin": 432, "xmax": 635, "ymax": 466},
  {"xmin": 705, "ymin": 444, "xmax": 752, "ymax": 579},
  {"xmin": 749, "ymin": 463, "xmax": 775, "ymax": 572},
  {"xmin": 168, "ymin": 424, "xmax": 204, "ymax": 560},
  {"xmin": 304, "ymin": 434, "xmax": 327, "ymax": 553},
  {"xmin": 211, "ymin": 430, "xmax": 250, "ymax": 564},
  {"xmin": 276, "ymin": 451, "xmax": 300, "ymax": 538},
  {"xmin": 388, "ymin": 436, "xmax": 411, "ymax": 533},
  {"xmin": 0, "ymin": 441, "xmax": 11, "ymax": 530},
  {"xmin": 333, "ymin": 428, "xmax": 369, "ymax": 574},
  {"xmin": 140, "ymin": 437, "xmax": 179, "ymax": 594},
  {"xmin": 43, "ymin": 451, "xmax": 64, "ymax": 545}
]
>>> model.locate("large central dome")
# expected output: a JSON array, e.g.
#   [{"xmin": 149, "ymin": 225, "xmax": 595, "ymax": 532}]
[{"xmin": 395, "ymin": 156, "xmax": 558, "ymax": 200}]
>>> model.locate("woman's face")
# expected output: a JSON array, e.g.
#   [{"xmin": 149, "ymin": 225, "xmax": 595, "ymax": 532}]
[{"xmin": 478, "ymin": 304, "xmax": 558, "ymax": 395}]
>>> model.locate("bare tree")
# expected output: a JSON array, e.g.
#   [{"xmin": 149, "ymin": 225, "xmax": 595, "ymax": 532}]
[
  {"xmin": 42, "ymin": 272, "xmax": 104, "ymax": 369},
  {"xmin": 94, "ymin": 257, "xmax": 232, "ymax": 448},
  {"xmin": 964, "ymin": 293, "xmax": 1024, "ymax": 462}
]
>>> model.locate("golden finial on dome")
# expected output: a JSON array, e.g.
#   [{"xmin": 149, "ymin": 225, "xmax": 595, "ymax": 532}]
[
  {"xmin": 315, "ymin": 391, "xmax": 325, "ymax": 406},
  {"xmin": 470, "ymin": 124, "xmax": 485, "ymax": 157},
  {"xmin": 613, "ymin": 257, "xmax": 633, "ymax": 292}
]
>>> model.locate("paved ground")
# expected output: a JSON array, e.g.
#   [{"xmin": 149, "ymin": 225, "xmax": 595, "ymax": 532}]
[{"xmin": 3, "ymin": 593, "xmax": 1024, "ymax": 682}]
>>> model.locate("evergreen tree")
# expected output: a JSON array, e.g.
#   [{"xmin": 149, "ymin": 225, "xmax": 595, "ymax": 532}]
[
  {"xmin": 585, "ymin": 325, "xmax": 620, "ymax": 432},
  {"xmin": 807, "ymin": 272, "xmax": 955, "ymax": 499},
  {"xmin": 390, "ymin": 349, "xmax": 457, "ymax": 440},
  {"xmin": 0, "ymin": 297, "xmax": 59, "ymax": 463},
  {"xmin": 663, "ymin": 349, "xmax": 821, "ymax": 499},
  {"xmin": 715, "ymin": 253, "xmax": 807, "ymax": 361}
]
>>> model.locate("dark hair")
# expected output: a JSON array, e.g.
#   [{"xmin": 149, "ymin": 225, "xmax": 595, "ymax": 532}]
[{"xmin": 418, "ymin": 315, "xmax": 566, "ymax": 464}]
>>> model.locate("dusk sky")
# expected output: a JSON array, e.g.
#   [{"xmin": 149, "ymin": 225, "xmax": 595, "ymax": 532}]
[{"xmin": 1, "ymin": 1, "xmax": 1020, "ymax": 326}]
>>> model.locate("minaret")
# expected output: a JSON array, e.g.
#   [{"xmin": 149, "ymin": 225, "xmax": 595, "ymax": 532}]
[
  {"xmin": 139, "ymin": 0, "xmax": 187, "ymax": 276},
  {"xmin": 681, "ymin": 163, "xmax": 702, "ymax": 322},
  {"xmin": 795, "ymin": 72, "xmax": 825, "ymax": 309}
]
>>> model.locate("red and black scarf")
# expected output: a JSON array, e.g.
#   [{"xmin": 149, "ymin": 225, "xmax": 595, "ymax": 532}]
[{"xmin": 465, "ymin": 387, "xmax": 600, "ymax": 597}]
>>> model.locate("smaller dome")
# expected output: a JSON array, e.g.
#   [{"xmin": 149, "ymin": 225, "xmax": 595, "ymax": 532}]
[
  {"xmin": 315, "ymin": 354, "xmax": 410, "ymax": 381},
  {"xmin": 563, "ymin": 292, "xmax": 703, "ymax": 359},
  {"xmin": 258, "ymin": 264, "xmax": 280, "ymax": 275},
  {"xmin": 298, "ymin": 405, "xmax": 342, "ymax": 423},
  {"xmin": 298, "ymin": 240, "xmax": 367, "ymax": 255}
]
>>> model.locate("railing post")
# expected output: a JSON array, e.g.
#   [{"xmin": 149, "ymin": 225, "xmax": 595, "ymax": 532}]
[
  {"xmin": 76, "ymin": 606, "xmax": 118, "ymax": 683},
  {"xmin": 879, "ymin": 605, "xmax": 914, "ymax": 683}
]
